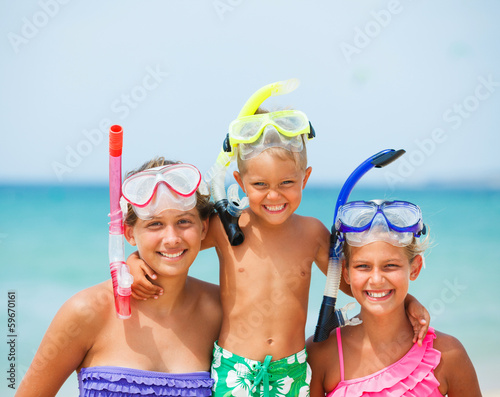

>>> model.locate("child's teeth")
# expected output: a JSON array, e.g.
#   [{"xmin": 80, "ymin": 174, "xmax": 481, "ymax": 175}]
[
  {"xmin": 367, "ymin": 291, "xmax": 390, "ymax": 298},
  {"xmin": 266, "ymin": 204, "xmax": 285, "ymax": 211},
  {"xmin": 160, "ymin": 251, "xmax": 183, "ymax": 258}
]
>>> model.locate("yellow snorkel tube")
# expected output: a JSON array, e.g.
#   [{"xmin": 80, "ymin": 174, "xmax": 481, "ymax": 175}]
[
  {"xmin": 206, "ymin": 78, "xmax": 301, "ymax": 245},
  {"xmin": 236, "ymin": 78, "xmax": 300, "ymax": 118}
]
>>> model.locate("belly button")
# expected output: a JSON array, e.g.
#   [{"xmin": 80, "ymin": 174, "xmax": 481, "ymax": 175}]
[{"xmin": 267, "ymin": 338, "xmax": 274, "ymax": 345}]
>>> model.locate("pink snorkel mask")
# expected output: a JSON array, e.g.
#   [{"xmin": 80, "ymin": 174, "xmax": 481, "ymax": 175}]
[{"xmin": 121, "ymin": 164, "xmax": 203, "ymax": 220}]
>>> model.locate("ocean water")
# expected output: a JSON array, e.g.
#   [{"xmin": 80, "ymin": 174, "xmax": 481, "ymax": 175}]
[{"xmin": 1, "ymin": 185, "xmax": 499, "ymax": 395}]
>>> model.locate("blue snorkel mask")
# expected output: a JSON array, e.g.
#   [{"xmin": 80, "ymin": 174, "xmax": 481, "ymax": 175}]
[
  {"xmin": 335, "ymin": 200, "xmax": 426, "ymax": 247},
  {"xmin": 313, "ymin": 149, "xmax": 406, "ymax": 342}
]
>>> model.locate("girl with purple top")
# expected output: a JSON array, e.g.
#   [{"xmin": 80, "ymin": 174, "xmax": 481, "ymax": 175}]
[{"xmin": 17, "ymin": 157, "xmax": 222, "ymax": 397}]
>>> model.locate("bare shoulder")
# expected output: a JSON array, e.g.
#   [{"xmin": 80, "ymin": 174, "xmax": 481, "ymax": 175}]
[
  {"xmin": 52, "ymin": 281, "xmax": 115, "ymax": 341},
  {"xmin": 293, "ymin": 215, "xmax": 330, "ymax": 245},
  {"xmin": 306, "ymin": 334, "xmax": 333, "ymax": 364},
  {"xmin": 433, "ymin": 330, "xmax": 481, "ymax": 396},
  {"xmin": 296, "ymin": 214, "xmax": 328, "ymax": 231},
  {"xmin": 188, "ymin": 277, "xmax": 221, "ymax": 311},
  {"xmin": 306, "ymin": 331, "xmax": 341, "ymax": 396},
  {"xmin": 294, "ymin": 215, "xmax": 330, "ymax": 273},
  {"xmin": 16, "ymin": 281, "xmax": 114, "ymax": 395},
  {"xmin": 187, "ymin": 277, "xmax": 222, "ymax": 335},
  {"xmin": 62, "ymin": 281, "xmax": 114, "ymax": 322},
  {"xmin": 307, "ymin": 332, "xmax": 340, "ymax": 369},
  {"xmin": 433, "ymin": 330, "xmax": 466, "ymax": 352}
]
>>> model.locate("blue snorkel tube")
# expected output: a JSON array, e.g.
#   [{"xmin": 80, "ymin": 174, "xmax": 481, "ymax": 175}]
[{"xmin": 313, "ymin": 148, "xmax": 405, "ymax": 342}]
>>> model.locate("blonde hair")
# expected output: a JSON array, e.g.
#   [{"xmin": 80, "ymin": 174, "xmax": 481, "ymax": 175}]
[
  {"xmin": 343, "ymin": 234, "xmax": 429, "ymax": 266},
  {"xmin": 123, "ymin": 157, "xmax": 213, "ymax": 226}
]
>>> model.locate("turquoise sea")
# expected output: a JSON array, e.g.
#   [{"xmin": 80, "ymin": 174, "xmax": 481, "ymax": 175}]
[{"xmin": 1, "ymin": 185, "xmax": 499, "ymax": 395}]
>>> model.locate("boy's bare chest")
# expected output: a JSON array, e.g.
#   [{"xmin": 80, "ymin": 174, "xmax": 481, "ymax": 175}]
[{"xmin": 227, "ymin": 237, "xmax": 313, "ymax": 274}]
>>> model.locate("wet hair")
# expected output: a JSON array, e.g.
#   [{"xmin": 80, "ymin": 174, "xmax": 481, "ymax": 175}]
[
  {"xmin": 236, "ymin": 107, "xmax": 309, "ymax": 175},
  {"xmin": 123, "ymin": 156, "xmax": 214, "ymax": 226}
]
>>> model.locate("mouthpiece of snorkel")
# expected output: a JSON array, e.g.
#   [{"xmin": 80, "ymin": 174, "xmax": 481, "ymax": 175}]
[
  {"xmin": 214, "ymin": 199, "xmax": 245, "ymax": 246},
  {"xmin": 313, "ymin": 149, "xmax": 405, "ymax": 342},
  {"xmin": 207, "ymin": 79, "xmax": 301, "ymax": 246}
]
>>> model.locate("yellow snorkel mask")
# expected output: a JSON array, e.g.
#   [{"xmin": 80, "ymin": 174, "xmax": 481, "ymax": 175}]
[
  {"xmin": 220, "ymin": 78, "xmax": 315, "ymax": 161},
  {"xmin": 206, "ymin": 78, "xmax": 315, "ymax": 245}
]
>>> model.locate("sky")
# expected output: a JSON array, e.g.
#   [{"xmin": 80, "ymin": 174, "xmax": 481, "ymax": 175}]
[{"xmin": 1, "ymin": 0, "xmax": 500, "ymax": 189}]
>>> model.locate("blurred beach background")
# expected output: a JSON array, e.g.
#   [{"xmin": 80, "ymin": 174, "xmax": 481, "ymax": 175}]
[{"xmin": 1, "ymin": 1, "xmax": 499, "ymax": 395}]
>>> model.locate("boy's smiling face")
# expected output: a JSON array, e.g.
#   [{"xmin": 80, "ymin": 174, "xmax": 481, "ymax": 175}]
[{"xmin": 233, "ymin": 149, "xmax": 312, "ymax": 226}]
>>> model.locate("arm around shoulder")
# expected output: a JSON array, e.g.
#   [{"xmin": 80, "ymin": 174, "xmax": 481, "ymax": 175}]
[
  {"xmin": 16, "ymin": 283, "xmax": 111, "ymax": 397},
  {"xmin": 433, "ymin": 330, "xmax": 481, "ymax": 396}
]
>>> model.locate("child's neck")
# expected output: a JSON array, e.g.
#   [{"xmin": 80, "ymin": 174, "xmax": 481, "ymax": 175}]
[
  {"xmin": 140, "ymin": 274, "xmax": 190, "ymax": 314},
  {"xmin": 358, "ymin": 305, "xmax": 414, "ymax": 346}
]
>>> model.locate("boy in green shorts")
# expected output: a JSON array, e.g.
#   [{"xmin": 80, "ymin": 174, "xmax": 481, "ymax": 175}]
[{"xmin": 129, "ymin": 80, "xmax": 429, "ymax": 397}]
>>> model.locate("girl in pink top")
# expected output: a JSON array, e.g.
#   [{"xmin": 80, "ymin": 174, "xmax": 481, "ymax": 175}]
[{"xmin": 307, "ymin": 200, "xmax": 481, "ymax": 396}]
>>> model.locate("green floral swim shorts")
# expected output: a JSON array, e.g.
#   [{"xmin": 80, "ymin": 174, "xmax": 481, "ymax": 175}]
[{"xmin": 211, "ymin": 342, "xmax": 311, "ymax": 397}]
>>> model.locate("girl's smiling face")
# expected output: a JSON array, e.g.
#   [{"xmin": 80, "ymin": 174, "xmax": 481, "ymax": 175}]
[
  {"xmin": 343, "ymin": 241, "xmax": 422, "ymax": 317},
  {"xmin": 125, "ymin": 207, "xmax": 208, "ymax": 278}
]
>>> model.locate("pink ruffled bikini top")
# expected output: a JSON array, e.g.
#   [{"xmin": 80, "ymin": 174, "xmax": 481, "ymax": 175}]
[
  {"xmin": 78, "ymin": 366, "xmax": 214, "ymax": 396},
  {"xmin": 327, "ymin": 327, "xmax": 442, "ymax": 396}
]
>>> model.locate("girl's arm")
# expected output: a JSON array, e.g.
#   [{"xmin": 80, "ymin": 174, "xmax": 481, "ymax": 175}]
[
  {"xmin": 16, "ymin": 288, "xmax": 101, "ymax": 396},
  {"xmin": 433, "ymin": 331, "xmax": 482, "ymax": 396}
]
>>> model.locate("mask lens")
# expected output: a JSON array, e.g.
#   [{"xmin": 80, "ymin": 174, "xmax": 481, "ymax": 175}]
[
  {"xmin": 272, "ymin": 114, "xmax": 306, "ymax": 132},
  {"xmin": 123, "ymin": 174, "xmax": 157, "ymax": 206},
  {"xmin": 338, "ymin": 200, "xmax": 423, "ymax": 248},
  {"xmin": 338, "ymin": 202, "xmax": 377, "ymax": 229},
  {"xmin": 133, "ymin": 183, "xmax": 196, "ymax": 220},
  {"xmin": 158, "ymin": 164, "xmax": 200, "ymax": 196},
  {"xmin": 230, "ymin": 111, "xmax": 310, "ymax": 143},
  {"xmin": 271, "ymin": 111, "xmax": 308, "ymax": 133},
  {"xmin": 382, "ymin": 202, "xmax": 421, "ymax": 228},
  {"xmin": 230, "ymin": 117, "xmax": 265, "ymax": 141},
  {"xmin": 122, "ymin": 164, "xmax": 201, "ymax": 208}
]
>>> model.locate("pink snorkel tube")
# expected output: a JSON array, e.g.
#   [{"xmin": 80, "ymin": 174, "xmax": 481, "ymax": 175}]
[{"xmin": 109, "ymin": 125, "xmax": 133, "ymax": 319}]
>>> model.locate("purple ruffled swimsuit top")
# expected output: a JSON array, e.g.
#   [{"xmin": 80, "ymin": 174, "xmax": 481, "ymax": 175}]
[{"xmin": 78, "ymin": 366, "xmax": 214, "ymax": 396}]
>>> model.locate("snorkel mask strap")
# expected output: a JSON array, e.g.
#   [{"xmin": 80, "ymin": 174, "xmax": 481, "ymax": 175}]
[
  {"xmin": 313, "ymin": 149, "xmax": 406, "ymax": 342},
  {"xmin": 205, "ymin": 79, "xmax": 301, "ymax": 246}
]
